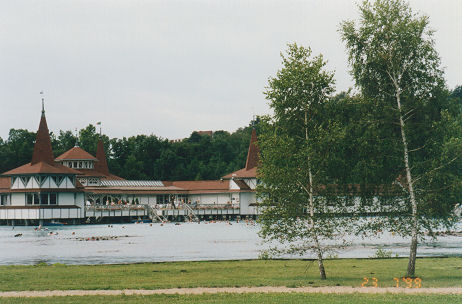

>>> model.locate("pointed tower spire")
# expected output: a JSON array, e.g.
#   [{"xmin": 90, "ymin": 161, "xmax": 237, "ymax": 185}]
[
  {"xmin": 31, "ymin": 94, "xmax": 54, "ymax": 165},
  {"xmin": 95, "ymin": 139, "xmax": 109, "ymax": 175},
  {"xmin": 245, "ymin": 128, "xmax": 259, "ymax": 170}
]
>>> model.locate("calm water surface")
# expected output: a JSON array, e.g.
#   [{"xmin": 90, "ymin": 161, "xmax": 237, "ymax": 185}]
[{"xmin": 0, "ymin": 221, "xmax": 461, "ymax": 265}]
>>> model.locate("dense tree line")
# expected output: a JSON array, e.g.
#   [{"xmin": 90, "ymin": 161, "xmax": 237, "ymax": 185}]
[{"xmin": 0, "ymin": 123, "xmax": 255, "ymax": 181}]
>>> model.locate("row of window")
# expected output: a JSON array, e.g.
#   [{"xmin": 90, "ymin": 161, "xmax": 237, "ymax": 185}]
[
  {"xmin": 64, "ymin": 161, "xmax": 94, "ymax": 169},
  {"xmin": 26, "ymin": 193, "xmax": 58, "ymax": 205},
  {"xmin": 156, "ymin": 194, "xmax": 189, "ymax": 204},
  {"xmin": 77, "ymin": 178, "xmax": 100, "ymax": 186}
]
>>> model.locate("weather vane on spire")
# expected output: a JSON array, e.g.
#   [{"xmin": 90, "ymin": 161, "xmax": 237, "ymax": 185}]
[
  {"xmin": 40, "ymin": 91, "xmax": 45, "ymax": 115},
  {"xmin": 96, "ymin": 122, "xmax": 102, "ymax": 136},
  {"xmin": 74, "ymin": 128, "xmax": 79, "ymax": 147}
]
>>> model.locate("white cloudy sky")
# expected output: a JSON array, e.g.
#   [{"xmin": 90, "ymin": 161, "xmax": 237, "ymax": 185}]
[{"xmin": 0, "ymin": 0, "xmax": 460, "ymax": 140}]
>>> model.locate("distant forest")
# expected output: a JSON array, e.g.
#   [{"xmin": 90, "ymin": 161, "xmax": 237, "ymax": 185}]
[
  {"xmin": 1, "ymin": 87, "xmax": 460, "ymax": 181},
  {"xmin": 0, "ymin": 121, "xmax": 255, "ymax": 181}
]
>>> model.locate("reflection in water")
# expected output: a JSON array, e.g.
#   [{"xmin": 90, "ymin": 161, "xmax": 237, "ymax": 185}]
[{"xmin": 0, "ymin": 221, "xmax": 460, "ymax": 265}]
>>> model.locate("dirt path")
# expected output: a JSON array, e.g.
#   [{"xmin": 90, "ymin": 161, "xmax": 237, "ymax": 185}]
[{"xmin": 1, "ymin": 287, "xmax": 462, "ymax": 298}]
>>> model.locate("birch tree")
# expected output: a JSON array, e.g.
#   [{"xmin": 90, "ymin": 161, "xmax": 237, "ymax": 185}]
[
  {"xmin": 258, "ymin": 44, "xmax": 347, "ymax": 280},
  {"xmin": 341, "ymin": 0, "xmax": 462, "ymax": 277}
]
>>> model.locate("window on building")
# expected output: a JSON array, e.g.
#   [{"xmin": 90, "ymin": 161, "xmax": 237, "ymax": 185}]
[
  {"xmin": 73, "ymin": 161, "xmax": 77, "ymax": 168},
  {"xmin": 33, "ymin": 193, "xmax": 39, "ymax": 205},
  {"xmin": 78, "ymin": 178, "xmax": 87, "ymax": 186},
  {"xmin": 20, "ymin": 176, "xmax": 31, "ymax": 187},
  {"xmin": 156, "ymin": 195, "xmax": 169, "ymax": 204},
  {"xmin": 1, "ymin": 194, "xmax": 8, "ymax": 205},
  {"xmin": 40, "ymin": 193, "xmax": 49, "ymax": 205},
  {"xmin": 88, "ymin": 178, "xmax": 99, "ymax": 186},
  {"xmin": 49, "ymin": 193, "xmax": 57, "ymax": 205},
  {"xmin": 79, "ymin": 162, "xmax": 83, "ymax": 168},
  {"xmin": 26, "ymin": 193, "xmax": 33, "ymax": 205}
]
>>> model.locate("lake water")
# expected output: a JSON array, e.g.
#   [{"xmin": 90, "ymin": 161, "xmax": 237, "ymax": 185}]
[{"xmin": 0, "ymin": 221, "xmax": 461, "ymax": 265}]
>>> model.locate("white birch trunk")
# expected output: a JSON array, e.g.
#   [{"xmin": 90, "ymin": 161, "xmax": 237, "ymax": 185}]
[
  {"xmin": 305, "ymin": 110, "xmax": 326, "ymax": 280},
  {"xmin": 395, "ymin": 88, "xmax": 419, "ymax": 277}
]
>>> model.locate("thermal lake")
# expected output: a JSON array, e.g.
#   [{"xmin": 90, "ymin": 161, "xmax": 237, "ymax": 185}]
[{"xmin": 0, "ymin": 221, "xmax": 461, "ymax": 265}]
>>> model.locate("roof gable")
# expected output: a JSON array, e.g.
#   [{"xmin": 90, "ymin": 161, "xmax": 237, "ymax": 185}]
[
  {"xmin": 2, "ymin": 162, "xmax": 80, "ymax": 175},
  {"xmin": 55, "ymin": 146, "xmax": 98, "ymax": 161}
]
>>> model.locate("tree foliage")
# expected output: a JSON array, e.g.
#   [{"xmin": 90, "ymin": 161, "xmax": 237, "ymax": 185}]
[
  {"xmin": 0, "ymin": 123, "xmax": 255, "ymax": 181},
  {"xmin": 258, "ymin": 44, "xmax": 351, "ymax": 280},
  {"xmin": 341, "ymin": 0, "xmax": 462, "ymax": 276}
]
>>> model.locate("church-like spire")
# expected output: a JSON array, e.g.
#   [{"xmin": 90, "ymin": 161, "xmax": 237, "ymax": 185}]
[
  {"xmin": 95, "ymin": 139, "xmax": 109, "ymax": 175},
  {"xmin": 245, "ymin": 128, "xmax": 259, "ymax": 170},
  {"xmin": 31, "ymin": 97, "xmax": 54, "ymax": 165}
]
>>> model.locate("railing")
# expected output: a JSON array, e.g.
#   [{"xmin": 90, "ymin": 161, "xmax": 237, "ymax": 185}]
[
  {"xmin": 146, "ymin": 204, "xmax": 168, "ymax": 222},
  {"xmin": 183, "ymin": 203, "xmax": 200, "ymax": 222},
  {"xmin": 156, "ymin": 203, "xmax": 239, "ymax": 210},
  {"xmin": 85, "ymin": 204, "xmax": 147, "ymax": 212}
]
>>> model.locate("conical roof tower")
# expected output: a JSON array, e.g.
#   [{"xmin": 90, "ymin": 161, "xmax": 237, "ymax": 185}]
[
  {"xmin": 31, "ymin": 101, "xmax": 54, "ymax": 165},
  {"xmin": 222, "ymin": 128, "xmax": 259, "ymax": 179},
  {"xmin": 245, "ymin": 128, "xmax": 259, "ymax": 170},
  {"xmin": 95, "ymin": 139, "xmax": 109, "ymax": 175}
]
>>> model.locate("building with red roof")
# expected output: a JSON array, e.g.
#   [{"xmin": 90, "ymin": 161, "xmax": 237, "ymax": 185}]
[
  {"xmin": 0, "ymin": 103, "xmax": 260, "ymax": 225},
  {"xmin": 0, "ymin": 102, "xmax": 85, "ymax": 224}
]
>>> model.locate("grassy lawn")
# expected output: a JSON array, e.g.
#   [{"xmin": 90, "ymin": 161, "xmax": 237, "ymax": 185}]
[
  {"xmin": 0, "ymin": 257, "xmax": 460, "ymax": 291},
  {"xmin": 2, "ymin": 293, "xmax": 462, "ymax": 304}
]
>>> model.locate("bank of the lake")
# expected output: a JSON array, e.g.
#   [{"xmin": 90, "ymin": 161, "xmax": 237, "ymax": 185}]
[
  {"xmin": 2, "ymin": 293, "xmax": 462, "ymax": 304},
  {"xmin": 0, "ymin": 258, "xmax": 461, "ymax": 292}
]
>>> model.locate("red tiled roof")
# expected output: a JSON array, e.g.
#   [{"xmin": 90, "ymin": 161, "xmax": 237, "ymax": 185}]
[
  {"xmin": 101, "ymin": 173, "xmax": 125, "ymax": 181},
  {"xmin": 2, "ymin": 162, "xmax": 80, "ymax": 175},
  {"xmin": 169, "ymin": 180, "xmax": 230, "ymax": 191},
  {"xmin": 55, "ymin": 147, "xmax": 98, "ymax": 161},
  {"xmin": 222, "ymin": 167, "xmax": 257, "ymax": 179},
  {"xmin": 0, "ymin": 177, "xmax": 10, "ymax": 190},
  {"xmin": 31, "ymin": 112, "xmax": 54, "ymax": 165},
  {"xmin": 95, "ymin": 139, "xmax": 109, "ymax": 175},
  {"xmin": 73, "ymin": 169, "xmax": 106, "ymax": 178},
  {"xmin": 72, "ymin": 168, "xmax": 124, "ymax": 180}
]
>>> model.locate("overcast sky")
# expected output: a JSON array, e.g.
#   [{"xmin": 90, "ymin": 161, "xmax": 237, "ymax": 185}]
[{"xmin": 0, "ymin": 0, "xmax": 460, "ymax": 140}]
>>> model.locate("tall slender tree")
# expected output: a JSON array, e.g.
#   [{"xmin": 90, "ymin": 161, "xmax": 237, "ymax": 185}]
[
  {"xmin": 341, "ymin": 0, "xmax": 462, "ymax": 277},
  {"xmin": 259, "ymin": 44, "xmax": 346, "ymax": 280}
]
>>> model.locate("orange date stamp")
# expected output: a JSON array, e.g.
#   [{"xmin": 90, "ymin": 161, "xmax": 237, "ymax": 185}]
[{"xmin": 361, "ymin": 277, "xmax": 422, "ymax": 288}]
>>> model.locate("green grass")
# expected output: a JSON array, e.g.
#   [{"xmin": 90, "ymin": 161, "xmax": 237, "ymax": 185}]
[
  {"xmin": 2, "ymin": 293, "xmax": 462, "ymax": 304},
  {"xmin": 0, "ymin": 257, "xmax": 461, "ymax": 291}
]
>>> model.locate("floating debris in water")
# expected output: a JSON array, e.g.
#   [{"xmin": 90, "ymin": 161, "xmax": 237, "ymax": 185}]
[{"xmin": 74, "ymin": 235, "xmax": 131, "ymax": 241}]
